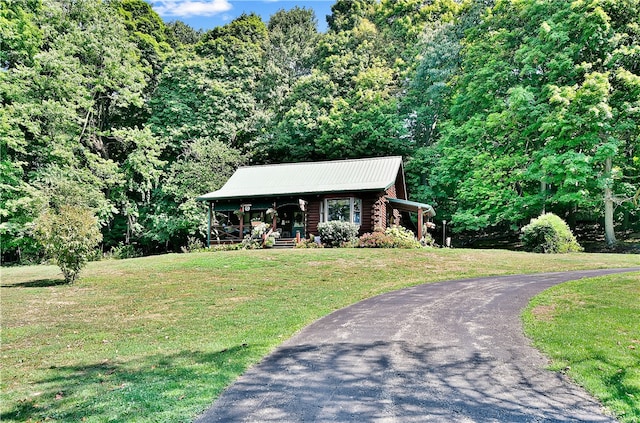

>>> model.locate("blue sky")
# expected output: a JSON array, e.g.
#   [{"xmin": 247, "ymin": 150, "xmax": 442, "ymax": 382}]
[{"xmin": 147, "ymin": 0, "xmax": 334, "ymax": 32}]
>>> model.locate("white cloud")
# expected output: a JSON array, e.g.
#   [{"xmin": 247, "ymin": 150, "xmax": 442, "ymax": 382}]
[{"xmin": 152, "ymin": 0, "xmax": 232, "ymax": 18}]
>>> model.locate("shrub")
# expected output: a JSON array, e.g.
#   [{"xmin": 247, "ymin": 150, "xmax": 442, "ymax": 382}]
[
  {"xmin": 240, "ymin": 222, "xmax": 279, "ymax": 249},
  {"xmin": 358, "ymin": 226, "xmax": 422, "ymax": 249},
  {"xmin": 421, "ymin": 232, "xmax": 436, "ymax": 247},
  {"xmin": 317, "ymin": 221, "xmax": 360, "ymax": 247},
  {"xmin": 295, "ymin": 234, "xmax": 323, "ymax": 248},
  {"xmin": 385, "ymin": 225, "xmax": 421, "ymax": 249},
  {"xmin": 521, "ymin": 213, "xmax": 583, "ymax": 253},
  {"xmin": 109, "ymin": 243, "xmax": 142, "ymax": 259},
  {"xmin": 358, "ymin": 229, "xmax": 395, "ymax": 248},
  {"xmin": 207, "ymin": 243, "xmax": 242, "ymax": 252},
  {"xmin": 33, "ymin": 205, "xmax": 103, "ymax": 284},
  {"xmin": 181, "ymin": 236, "xmax": 205, "ymax": 253}
]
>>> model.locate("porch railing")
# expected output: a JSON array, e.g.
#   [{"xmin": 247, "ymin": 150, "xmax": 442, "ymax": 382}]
[{"xmin": 210, "ymin": 224, "xmax": 244, "ymax": 243}]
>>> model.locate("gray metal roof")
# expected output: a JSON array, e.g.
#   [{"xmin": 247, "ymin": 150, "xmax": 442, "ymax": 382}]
[
  {"xmin": 387, "ymin": 198, "xmax": 436, "ymax": 217},
  {"xmin": 197, "ymin": 156, "xmax": 404, "ymax": 201}
]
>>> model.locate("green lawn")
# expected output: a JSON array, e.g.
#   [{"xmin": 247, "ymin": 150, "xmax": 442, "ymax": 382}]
[
  {"xmin": 1, "ymin": 248, "xmax": 639, "ymax": 422},
  {"xmin": 524, "ymin": 273, "xmax": 640, "ymax": 423}
]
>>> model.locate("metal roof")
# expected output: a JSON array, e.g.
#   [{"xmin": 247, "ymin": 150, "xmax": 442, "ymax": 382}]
[
  {"xmin": 386, "ymin": 198, "xmax": 436, "ymax": 217},
  {"xmin": 197, "ymin": 156, "xmax": 404, "ymax": 201}
]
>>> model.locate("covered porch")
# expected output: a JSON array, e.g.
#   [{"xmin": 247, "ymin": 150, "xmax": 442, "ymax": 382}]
[
  {"xmin": 386, "ymin": 198, "xmax": 436, "ymax": 241},
  {"xmin": 203, "ymin": 198, "xmax": 308, "ymax": 246}
]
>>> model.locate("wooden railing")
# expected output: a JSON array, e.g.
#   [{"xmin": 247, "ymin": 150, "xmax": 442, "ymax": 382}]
[{"xmin": 210, "ymin": 224, "xmax": 243, "ymax": 243}]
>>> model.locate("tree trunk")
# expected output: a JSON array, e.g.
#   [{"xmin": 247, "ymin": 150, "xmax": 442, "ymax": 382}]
[
  {"xmin": 540, "ymin": 180, "xmax": 547, "ymax": 215},
  {"xmin": 604, "ymin": 157, "xmax": 617, "ymax": 246}
]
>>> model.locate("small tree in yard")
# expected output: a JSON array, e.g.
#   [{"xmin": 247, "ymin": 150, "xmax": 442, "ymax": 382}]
[{"xmin": 34, "ymin": 205, "xmax": 103, "ymax": 284}]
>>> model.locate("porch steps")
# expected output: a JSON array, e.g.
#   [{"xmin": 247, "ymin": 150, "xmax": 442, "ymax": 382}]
[{"xmin": 273, "ymin": 238, "xmax": 297, "ymax": 249}]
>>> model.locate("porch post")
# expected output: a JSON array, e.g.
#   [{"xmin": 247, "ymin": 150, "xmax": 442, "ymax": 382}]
[
  {"xmin": 272, "ymin": 201, "xmax": 277, "ymax": 229},
  {"xmin": 239, "ymin": 208, "xmax": 244, "ymax": 239},
  {"xmin": 417, "ymin": 207, "xmax": 423, "ymax": 241},
  {"xmin": 207, "ymin": 202, "xmax": 212, "ymax": 247}
]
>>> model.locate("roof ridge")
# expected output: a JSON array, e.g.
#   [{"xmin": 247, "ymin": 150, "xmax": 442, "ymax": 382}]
[{"xmin": 238, "ymin": 155, "xmax": 402, "ymax": 170}]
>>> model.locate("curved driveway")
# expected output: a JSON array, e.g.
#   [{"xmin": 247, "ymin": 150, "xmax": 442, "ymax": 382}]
[{"xmin": 196, "ymin": 268, "xmax": 640, "ymax": 422}]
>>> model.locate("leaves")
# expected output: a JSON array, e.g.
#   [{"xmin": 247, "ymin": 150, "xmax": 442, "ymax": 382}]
[
  {"xmin": 2, "ymin": 0, "xmax": 638, "ymax": 260},
  {"xmin": 33, "ymin": 205, "xmax": 103, "ymax": 283}
]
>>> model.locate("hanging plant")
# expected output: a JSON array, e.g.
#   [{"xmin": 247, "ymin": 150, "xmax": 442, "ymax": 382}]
[{"xmin": 266, "ymin": 208, "xmax": 278, "ymax": 219}]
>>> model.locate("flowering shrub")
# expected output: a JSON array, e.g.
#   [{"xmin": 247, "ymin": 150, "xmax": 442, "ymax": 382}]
[
  {"xmin": 240, "ymin": 222, "xmax": 279, "ymax": 249},
  {"xmin": 521, "ymin": 213, "xmax": 582, "ymax": 253},
  {"xmin": 295, "ymin": 234, "xmax": 323, "ymax": 248},
  {"xmin": 317, "ymin": 221, "xmax": 359, "ymax": 247},
  {"xmin": 385, "ymin": 225, "xmax": 421, "ymax": 248},
  {"xmin": 358, "ymin": 229, "xmax": 395, "ymax": 248},
  {"xmin": 359, "ymin": 226, "xmax": 421, "ymax": 249}
]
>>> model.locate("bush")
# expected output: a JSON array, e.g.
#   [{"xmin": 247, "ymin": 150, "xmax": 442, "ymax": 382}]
[
  {"xmin": 359, "ymin": 226, "xmax": 421, "ymax": 249},
  {"xmin": 181, "ymin": 236, "xmax": 204, "ymax": 253},
  {"xmin": 206, "ymin": 243, "xmax": 242, "ymax": 252},
  {"xmin": 295, "ymin": 234, "xmax": 323, "ymax": 248},
  {"xmin": 421, "ymin": 232, "xmax": 436, "ymax": 247},
  {"xmin": 109, "ymin": 243, "xmax": 142, "ymax": 259},
  {"xmin": 358, "ymin": 229, "xmax": 395, "ymax": 248},
  {"xmin": 33, "ymin": 205, "xmax": 103, "ymax": 284},
  {"xmin": 240, "ymin": 222, "xmax": 279, "ymax": 249},
  {"xmin": 385, "ymin": 225, "xmax": 421, "ymax": 249},
  {"xmin": 521, "ymin": 213, "xmax": 583, "ymax": 253},
  {"xmin": 317, "ymin": 221, "xmax": 360, "ymax": 248}
]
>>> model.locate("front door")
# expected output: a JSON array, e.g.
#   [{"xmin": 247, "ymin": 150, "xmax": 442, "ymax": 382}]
[{"xmin": 277, "ymin": 205, "xmax": 305, "ymax": 238}]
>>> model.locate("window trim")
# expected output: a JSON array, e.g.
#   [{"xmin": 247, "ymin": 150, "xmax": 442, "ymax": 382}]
[{"xmin": 321, "ymin": 197, "xmax": 362, "ymax": 225}]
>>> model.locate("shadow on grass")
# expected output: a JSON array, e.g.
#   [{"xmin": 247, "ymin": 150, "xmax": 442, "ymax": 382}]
[
  {"xmin": 0, "ymin": 344, "xmax": 257, "ymax": 423},
  {"xmin": 1, "ymin": 279, "xmax": 67, "ymax": 288},
  {"xmin": 576, "ymin": 352, "xmax": 640, "ymax": 422}
]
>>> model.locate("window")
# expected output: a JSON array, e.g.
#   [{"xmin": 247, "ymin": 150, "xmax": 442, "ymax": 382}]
[{"xmin": 322, "ymin": 198, "xmax": 362, "ymax": 225}]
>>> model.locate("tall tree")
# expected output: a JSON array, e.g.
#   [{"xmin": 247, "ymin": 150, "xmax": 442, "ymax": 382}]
[
  {"xmin": 262, "ymin": 7, "xmax": 319, "ymax": 113},
  {"xmin": 420, "ymin": 0, "xmax": 639, "ymax": 243},
  {"xmin": 150, "ymin": 13, "xmax": 268, "ymax": 154},
  {"xmin": 1, "ymin": 0, "xmax": 152, "ymax": 260}
]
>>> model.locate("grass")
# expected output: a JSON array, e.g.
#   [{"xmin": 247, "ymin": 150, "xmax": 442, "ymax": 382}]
[
  {"xmin": 523, "ymin": 273, "xmax": 640, "ymax": 423},
  {"xmin": 1, "ymin": 248, "xmax": 639, "ymax": 422}
]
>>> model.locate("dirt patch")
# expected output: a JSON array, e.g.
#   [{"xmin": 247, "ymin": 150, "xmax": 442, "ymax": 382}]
[{"xmin": 531, "ymin": 303, "xmax": 557, "ymax": 322}]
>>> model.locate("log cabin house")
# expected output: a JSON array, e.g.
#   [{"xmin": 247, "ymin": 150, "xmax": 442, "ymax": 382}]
[{"xmin": 196, "ymin": 156, "xmax": 435, "ymax": 246}]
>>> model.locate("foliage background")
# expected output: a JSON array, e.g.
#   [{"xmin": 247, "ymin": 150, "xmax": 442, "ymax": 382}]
[{"xmin": 1, "ymin": 0, "xmax": 638, "ymax": 261}]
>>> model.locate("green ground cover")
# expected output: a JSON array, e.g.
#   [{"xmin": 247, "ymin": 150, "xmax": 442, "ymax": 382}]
[
  {"xmin": 2, "ymin": 249, "xmax": 639, "ymax": 422},
  {"xmin": 524, "ymin": 273, "xmax": 640, "ymax": 423}
]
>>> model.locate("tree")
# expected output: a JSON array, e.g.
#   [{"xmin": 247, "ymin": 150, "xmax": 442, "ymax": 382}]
[
  {"xmin": 262, "ymin": 16, "xmax": 409, "ymax": 162},
  {"xmin": 165, "ymin": 20, "xmax": 202, "ymax": 48},
  {"xmin": 146, "ymin": 138, "xmax": 246, "ymax": 249},
  {"xmin": 262, "ymin": 7, "xmax": 319, "ymax": 113},
  {"xmin": 1, "ymin": 0, "xmax": 155, "ymax": 259},
  {"xmin": 327, "ymin": 0, "xmax": 376, "ymax": 32},
  {"xmin": 0, "ymin": 160, "xmax": 44, "ymax": 263},
  {"xmin": 111, "ymin": 0, "xmax": 173, "ymax": 107},
  {"xmin": 0, "ymin": 0, "xmax": 42, "ymax": 68},
  {"xmin": 150, "ymin": 14, "xmax": 268, "ymax": 156},
  {"xmin": 33, "ymin": 205, "xmax": 103, "ymax": 284},
  {"xmin": 419, "ymin": 0, "xmax": 639, "ymax": 241}
]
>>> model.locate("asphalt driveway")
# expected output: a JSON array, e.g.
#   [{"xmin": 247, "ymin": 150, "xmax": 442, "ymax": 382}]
[{"xmin": 195, "ymin": 267, "xmax": 640, "ymax": 422}]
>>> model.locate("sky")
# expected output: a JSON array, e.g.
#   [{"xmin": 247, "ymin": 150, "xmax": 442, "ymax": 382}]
[{"xmin": 147, "ymin": 0, "xmax": 335, "ymax": 32}]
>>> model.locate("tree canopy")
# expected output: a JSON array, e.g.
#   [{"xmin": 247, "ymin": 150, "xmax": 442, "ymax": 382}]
[{"xmin": 1, "ymin": 0, "xmax": 638, "ymax": 261}]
